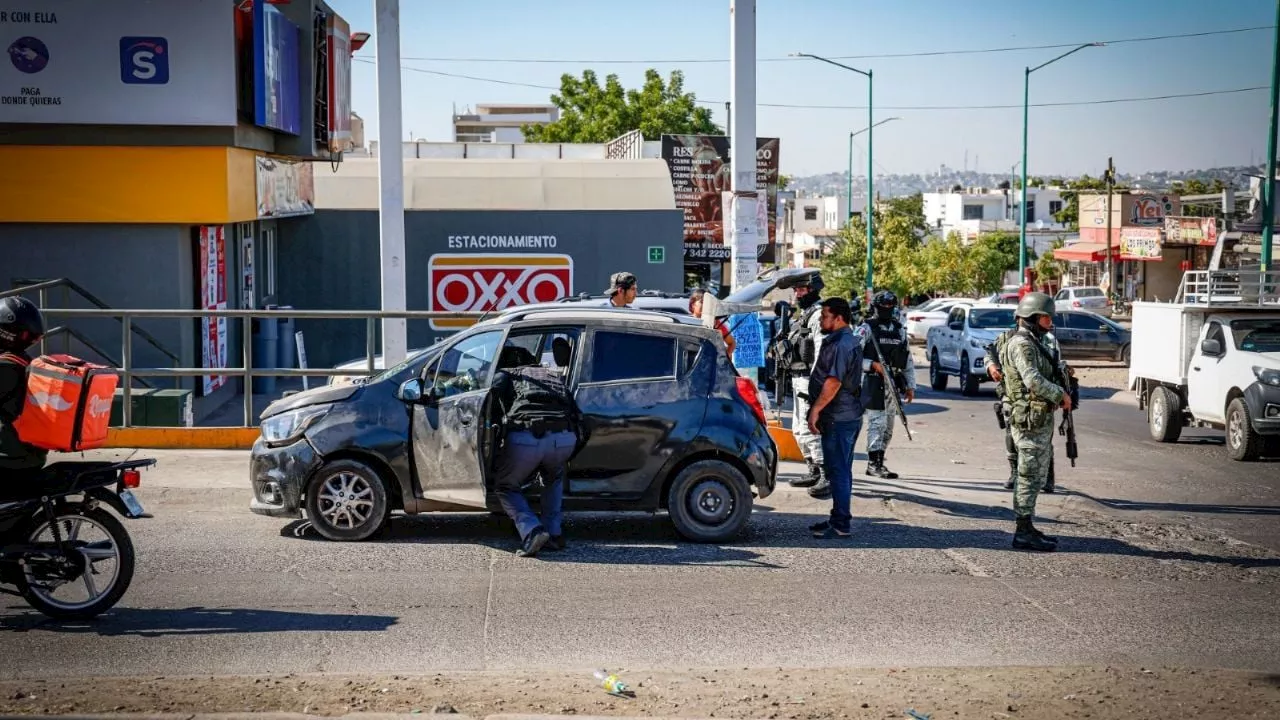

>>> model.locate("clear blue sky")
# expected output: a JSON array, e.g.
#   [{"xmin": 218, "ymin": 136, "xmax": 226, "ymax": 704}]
[{"xmin": 326, "ymin": 0, "xmax": 1274, "ymax": 178}]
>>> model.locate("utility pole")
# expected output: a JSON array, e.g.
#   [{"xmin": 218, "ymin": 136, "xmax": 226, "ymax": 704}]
[
  {"xmin": 1262, "ymin": 0, "xmax": 1280, "ymax": 272},
  {"xmin": 374, "ymin": 0, "xmax": 406, "ymax": 366},
  {"xmin": 728, "ymin": 0, "xmax": 757, "ymax": 293},
  {"xmin": 1104, "ymin": 157, "xmax": 1115, "ymax": 298}
]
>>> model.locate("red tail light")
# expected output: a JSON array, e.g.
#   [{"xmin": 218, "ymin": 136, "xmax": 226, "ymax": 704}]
[
  {"xmin": 121, "ymin": 469, "xmax": 141, "ymax": 489},
  {"xmin": 908, "ymin": 314, "xmax": 924, "ymax": 321},
  {"xmin": 735, "ymin": 376, "xmax": 767, "ymax": 426}
]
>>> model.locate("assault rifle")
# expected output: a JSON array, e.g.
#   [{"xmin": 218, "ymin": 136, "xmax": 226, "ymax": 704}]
[
  {"xmin": 1057, "ymin": 366, "xmax": 1079, "ymax": 467},
  {"xmin": 865, "ymin": 331, "xmax": 913, "ymax": 442}
]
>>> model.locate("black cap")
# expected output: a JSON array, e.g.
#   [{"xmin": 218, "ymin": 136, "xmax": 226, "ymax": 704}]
[{"xmin": 606, "ymin": 271, "xmax": 637, "ymax": 296}]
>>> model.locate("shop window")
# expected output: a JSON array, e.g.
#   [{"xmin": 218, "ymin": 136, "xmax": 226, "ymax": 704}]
[{"xmin": 962, "ymin": 205, "xmax": 983, "ymax": 220}]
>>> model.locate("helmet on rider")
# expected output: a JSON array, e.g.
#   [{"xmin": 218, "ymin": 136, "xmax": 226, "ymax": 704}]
[
  {"xmin": 0, "ymin": 296, "xmax": 45, "ymax": 353},
  {"xmin": 871, "ymin": 290, "xmax": 898, "ymax": 321}
]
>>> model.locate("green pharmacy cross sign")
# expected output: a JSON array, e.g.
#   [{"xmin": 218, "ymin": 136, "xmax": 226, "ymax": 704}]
[{"xmin": 647, "ymin": 246, "xmax": 665, "ymax": 264}]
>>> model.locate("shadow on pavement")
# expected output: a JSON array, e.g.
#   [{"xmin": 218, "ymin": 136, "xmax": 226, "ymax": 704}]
[
  {"xmin": 277, "ymin": 495, "xmax": 1280, "ymax": 570},
  {"xmin": 0, "ymin": 606, "xmax": 399, "ymax": 636}
]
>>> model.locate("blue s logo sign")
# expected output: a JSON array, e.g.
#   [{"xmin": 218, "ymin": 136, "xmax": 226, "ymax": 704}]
[{"xmin": 120, "ymin": 37, "xmax": 169, "ymax": 84}]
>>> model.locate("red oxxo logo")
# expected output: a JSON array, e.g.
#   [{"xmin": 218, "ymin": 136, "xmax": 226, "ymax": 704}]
[{"xmin": 428, "ymin": 254, "xmax": 574, "ymax": 330}]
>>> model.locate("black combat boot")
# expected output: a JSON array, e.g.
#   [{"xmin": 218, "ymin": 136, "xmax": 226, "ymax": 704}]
[
  {"xmin": 866, "ymin": 451, "xmax": 899, "ymax": 479},
  {"xmin": 1012, "ymin": 517, "xmax": 1056, "ymax": 552},
  {"xmin": 791, "ymin": 460, "xmax": 822, "ymax": 488},
  {"xmin": 807, "ymin": 476, "xmax": 831, "ymax": 499},
  {"xmin": 1029, "ymin": 519, "xmax": 1058, "ymax": 545}
]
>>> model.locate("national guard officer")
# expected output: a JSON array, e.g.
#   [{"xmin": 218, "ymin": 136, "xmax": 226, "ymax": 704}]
[
  {"xmin": 781, "ymin": 274, "xmax": 831, "ymax": 497},
  {"xmin": 987, "ymin": 322, "xmax": 1076, "ymax": 492},
  {"xmin": 860, "ymin": 290, "xmax": 916, "ymax": 479},
  {"xmin": 997, "ymin": 293, "xmax": 1072, "ymax": 552},
  {"xmin": 490, "ymin": 345, "xmax": 583, "ymax": 558}
]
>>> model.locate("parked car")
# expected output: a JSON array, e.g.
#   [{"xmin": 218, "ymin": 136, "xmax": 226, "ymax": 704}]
[
  {"xmin": 1053, "ymin": 310, "xmax": 1132, "ymax": 364},
  {"xmin": 249, "ymin": 305, "xmax": 778, "ymax": 544},
  {"xmin": 1055, "ymin": 286, "xmax": 1113, "ymax": 317},
  {"xmin": 981, "ymin": 291, "xmax": 1021, "ymax": 305},
  {"xmin": 906, "ymin": 300, "xmax": 975, "ymax": 343},
  {"xmin": 926, "ymin": 304, "xmax": 1012, "ymax": 395}
]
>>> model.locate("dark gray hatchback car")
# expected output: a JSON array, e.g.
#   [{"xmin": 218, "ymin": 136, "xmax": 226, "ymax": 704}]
[{"xmin": 249, "ymin": 307, "xmax": 777, "ymax": 544}]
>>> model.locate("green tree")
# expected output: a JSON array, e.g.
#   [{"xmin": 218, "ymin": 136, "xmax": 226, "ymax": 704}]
[
  {"xmin": 522, "ymin": 69, "xmax": 721, "ymax": 143},
  {"xmin": 778, "ymin": 174, "xmax": 793, "ymax": 191},
  {"xmin": 822, "ymin": 206, "xmax": 927, "ymax": 300},
  {"xmin": 1034, "ymin": 238, "xmax": 1070, "ymax": 290}
]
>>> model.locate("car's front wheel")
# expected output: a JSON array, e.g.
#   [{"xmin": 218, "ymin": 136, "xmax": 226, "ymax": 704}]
[
  {"xmin": 667, "ymin": 460, "xmax": 753, "ymax": 543},
  {"xmin": 304, "ymin": 459, "xmax": 390, "ymax": 541}
]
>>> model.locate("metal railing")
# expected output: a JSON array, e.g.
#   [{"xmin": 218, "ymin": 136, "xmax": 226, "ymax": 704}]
[
  {"xmin": 1175, "ymin": 270, "xmax": 1280, "ymax": 306},
  {"xmin": 40, "ymin": 308, "xmax": 484, "ymax": 428}
]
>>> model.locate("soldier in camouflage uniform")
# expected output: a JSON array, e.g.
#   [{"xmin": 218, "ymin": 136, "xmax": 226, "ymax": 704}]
[
  {"xmin": 986, "ymin": 327, "xmax": 1073, "ymax": 492},
  {"xmin": 860, "ymin": 291, "xmax": 916, "ymax": 479},
  {"xmin": 997, "ymin": 292, "xmax": 1071, "ymax": 552}
]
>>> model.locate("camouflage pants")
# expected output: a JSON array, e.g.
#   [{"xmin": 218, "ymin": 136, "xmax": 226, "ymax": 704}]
[
  {"xmin": 1010, "ymin": 421, "xmax": 1055, "ymax": 518},
  {"xmin": 791, "ymin": 377, "xmax": 822, "ymax": 464},
  {"xmin": 1004, "ymin": 423, "xmax": 1054, "ymax": 486},
  {"xmin": 865, "ymin": 406, "xmax": 896, "ymax": 453}
]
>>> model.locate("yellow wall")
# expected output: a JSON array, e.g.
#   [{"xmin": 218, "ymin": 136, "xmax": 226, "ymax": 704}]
[{"xmin": 0, "ymin": 146, "xmax": 258, "ymax": 224}]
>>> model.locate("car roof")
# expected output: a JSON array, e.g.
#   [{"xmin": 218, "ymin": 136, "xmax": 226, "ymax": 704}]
[{"xmin": 483, "ymin": 306, "xmax": 716, "ymax": 338}]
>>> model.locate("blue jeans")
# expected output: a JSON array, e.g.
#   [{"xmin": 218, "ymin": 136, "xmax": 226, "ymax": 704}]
[
  {"xmin": 820, "ymin": 418, "xmax": 863, "ymax": 533},
  {"xmin": 494, "ymin": 429, "xmax": 576, "ymax": 540}
]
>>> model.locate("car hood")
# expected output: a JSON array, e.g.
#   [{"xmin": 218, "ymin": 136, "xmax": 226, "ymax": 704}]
[
  {"xmin": 260, "ymin": 383, "xmax": 361, "ymax": 421},
  {"xmin": 968, "ymin": 329, "xmax": 1001, "ymax": 344},
  {"xmin": 715, "ymin": 267, "xmax": 822, "ymax": 315}
]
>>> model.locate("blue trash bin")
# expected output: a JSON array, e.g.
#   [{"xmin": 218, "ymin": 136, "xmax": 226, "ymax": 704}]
[
  {"xmin": 252, "ymin": 316, "xmax": 279, "ymax": 395},
  {"xmin": 277, "ymin": 307, "xmax": 296, "ymax": 370}
]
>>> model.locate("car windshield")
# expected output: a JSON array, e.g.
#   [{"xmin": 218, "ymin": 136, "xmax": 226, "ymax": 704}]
[
  {"xmin": 969, "ymin": 308, "xmax": 1016, "ymax": 329},
  {"xmin": 1231, "ymin": 319, "xmax": 1280, "ymax": 352},
  {"xmin": 370, "ymin": 344, "xmax": 439, "ymax": 384}
]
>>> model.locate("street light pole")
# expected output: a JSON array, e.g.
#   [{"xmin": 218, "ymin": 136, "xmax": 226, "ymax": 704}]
[
  {"xmin": 1262, "ymin": 0, "xmax": 1280, "ymax": 272},
  {"xmin": 848, "ymin": 117, "xmax": 901, "ymax": 228},
  {"xmin": 1018, "ymin": 42, "xmax": 1102, "ymax": 283},
  {"xmin": 792, "ymin": 51, "xmax": 875, "ymax": 299}
]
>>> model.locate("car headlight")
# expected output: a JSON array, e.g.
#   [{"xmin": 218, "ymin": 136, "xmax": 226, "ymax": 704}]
[
  {"xmin": 260, "ymin": 405, "xmax": 329, "ymax": 445},
  {"xmin": 1254, "ymin": 366, "xmax": 1280, "ymax": 388},
  {"xmin": 970, "ymin": 339, "xmax": 985, "ymax": 349}
]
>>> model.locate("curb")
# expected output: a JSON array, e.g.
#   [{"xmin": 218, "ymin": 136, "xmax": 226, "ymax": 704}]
[
  {"xmin": 105, "ymin": 427, "xmax": 259, "ymax": 450},
  {"xmin": 0, "ymin": 715, "xmax": 741, "ymax": 720}
]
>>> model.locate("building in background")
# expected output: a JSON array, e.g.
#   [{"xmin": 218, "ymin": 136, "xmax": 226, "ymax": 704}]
[
  {"xmin": 0, "ymin": 0, "xmax": 355, "ymax": 423},
  {"xmin": 924, "ymin": 186, "xmax": 1067, "ymax": 241},
  {"xmin": 451, "ymin": 103, "xmax": 559, "ymax": 143},
  {"xmin": 1059, "ymin": 191, "xmax": 1187, "ymax": 301}
]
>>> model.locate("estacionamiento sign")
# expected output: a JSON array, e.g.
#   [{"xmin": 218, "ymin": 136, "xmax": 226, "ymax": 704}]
[{"xmin": 0, "ymin": 0, "xmax": 236, "ymax": 125}]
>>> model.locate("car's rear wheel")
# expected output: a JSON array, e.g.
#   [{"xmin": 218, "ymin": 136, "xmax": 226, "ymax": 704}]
[
  {"xmin": 304, "ymin": 459, "xmax": 390, "ymax": 542},
  {"xmin": 667, "ymin": 460, "xmax": 753, "ymax": 543},
  {"xmin": 929, "ymin": 349, "xmax": 948, "ymax": 391},
  {"xmin": 1148, "ymin": 386, "xmax": 1183, "ymax": 443}
]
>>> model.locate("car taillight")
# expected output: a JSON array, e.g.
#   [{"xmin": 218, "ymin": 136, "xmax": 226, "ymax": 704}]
[
  {"xmin": 908, "ymin": 315, "xmax": 924, "ymax": 321},
  {"xmin": 735, "ymin": 376, "xmax": 767, "ymax": 426},
  {"xmin": 1072, "ymin": 300, "xmax": 1081, "ymax": 307},
  {"xmin": 121, "ymin": 469, "xmax": 141, "ymax": 489}
]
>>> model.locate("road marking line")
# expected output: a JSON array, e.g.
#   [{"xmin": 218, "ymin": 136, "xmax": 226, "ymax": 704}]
[{"xmin": 941, "ymin": 548, "xmax": 989, "ymax": 577}]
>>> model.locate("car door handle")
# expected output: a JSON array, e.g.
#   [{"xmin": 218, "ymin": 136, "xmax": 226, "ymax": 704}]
[{"xmin": 1192, "ymin": 366, "xmax": 1201, "ymax": 372}]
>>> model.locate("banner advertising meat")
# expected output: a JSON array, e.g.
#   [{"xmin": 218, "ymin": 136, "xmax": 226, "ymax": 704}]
[
  {"xmin": 1163, "ymin": 216, "xmax": 1218, "ymax": 247},
  {"xmin": 661, "ymin": 134, "xmax": 780, "ymax": 263},
  {"xmin": 196, "ymin": 226, "xmax": 229, "ymax": 395}
]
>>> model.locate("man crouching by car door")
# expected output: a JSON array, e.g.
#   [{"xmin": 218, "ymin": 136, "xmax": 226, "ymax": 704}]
[{"xmin": 491, "ymin": 344, "xmax": 583, "ymax": 558}]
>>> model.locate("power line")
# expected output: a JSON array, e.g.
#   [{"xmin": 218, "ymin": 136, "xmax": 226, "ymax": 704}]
[
  {"xmin": 356, "ymin": 25, "xmax": 1269, "ymax": 65},
  {"xmin": 353, "ymin": 60, "xmax": 1266, "ymax": 111}
]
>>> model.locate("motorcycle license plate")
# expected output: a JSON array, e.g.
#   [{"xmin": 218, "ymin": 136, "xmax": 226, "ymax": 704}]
[{"xmin": 118, "ymin": 489, "xmax": 145, "ymax": 518}]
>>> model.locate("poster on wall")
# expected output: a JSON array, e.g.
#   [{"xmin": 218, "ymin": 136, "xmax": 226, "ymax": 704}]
[
  {"xmin": 325, "ymin": 13, "xmax": 354, "ymax": 152},
  {"xmin": 1120, "ymin": 227, "xmax": 1162, "ymax": 260},
  {"xmin": 252, "ymin": 0, "xmax": 302, "ymax": 135},
  {"xmin": 255, "ymin": 155, "xmax": 315, "ymax": 217},
  {"xmin": 197, "ymin": 226, "xmax": 229, "ymax": 396},
  {"xmin": 660, "ymin": 134, "xmax": 781, "ymax": 261},
  {"xmin": 241, "ymin": 230, "xmax": 256, "ymax": 310}
]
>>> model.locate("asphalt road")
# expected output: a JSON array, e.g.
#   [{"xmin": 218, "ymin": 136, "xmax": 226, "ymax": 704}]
[{"xmin": 2, "ymin": 371, "xmax": 1279, "ymax": 682}]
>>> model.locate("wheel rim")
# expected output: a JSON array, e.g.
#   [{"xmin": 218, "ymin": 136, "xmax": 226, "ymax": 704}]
[
  {"xmin": 1152, "ymin": 394, "xmax": 1166, "ymax": 434},
  {"xmin": 687, "ymin": 477, "xmax": 735, "ymax": 527},
  {"xmin": 1228, "ymin": 407, "xmax": 1244, "ymax": 450},
  {"xmin": 23, "ymin": 515, "xmax": 122, "ymax": 612},
  {"xmin": 960, "ymin": 361, "xmax": 970, "ymax": 386},
  {"xmin": 930, "ymin": 354, "xmax": 939, "ymax": 383},
  {"xmin": 317, "ymin": 471, "xmax": 376, "ymax": 530}
]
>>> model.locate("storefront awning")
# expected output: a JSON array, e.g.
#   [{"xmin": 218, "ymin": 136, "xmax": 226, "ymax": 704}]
[{"xmin": 1054, "ymin": 242, "xmax": 1111, "ymax": 262}]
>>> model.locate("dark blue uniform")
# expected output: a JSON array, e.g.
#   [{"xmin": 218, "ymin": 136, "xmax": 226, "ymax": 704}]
[{"xmin": 491, "ymin": 363, "xmax": 580, "ymax": 556}]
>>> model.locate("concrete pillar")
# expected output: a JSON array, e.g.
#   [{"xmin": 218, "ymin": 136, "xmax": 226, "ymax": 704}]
[
  {"xmin": 728, "ymin": 0, "xmax": 757, "ymax": 293},
  {"xmin": 375, "ymin": 0, "xmax": 407, "ymax": 365}
]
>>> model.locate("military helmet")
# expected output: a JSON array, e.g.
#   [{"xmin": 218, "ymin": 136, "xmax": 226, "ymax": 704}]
[
  {"xmin": 1015, "ymin": 292, "xmax": 1055, "ymax": 320},
  {"xmin": 872, "ymin": 290, "xmax": 897, "ymax": 308}
]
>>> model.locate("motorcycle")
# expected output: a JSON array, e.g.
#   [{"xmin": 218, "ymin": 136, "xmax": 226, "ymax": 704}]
[{"xmin": 0, "ymin": 458, "xmax": 154, "ymax": 619}]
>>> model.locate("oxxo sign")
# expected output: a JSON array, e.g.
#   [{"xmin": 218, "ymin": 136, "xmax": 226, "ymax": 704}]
[{"xmin": 427, "ymin": 254, "xmax": 574, "ymax": 331}]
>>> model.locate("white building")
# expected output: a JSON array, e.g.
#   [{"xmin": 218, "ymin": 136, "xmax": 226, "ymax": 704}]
[
  {"xmin": 924, "ymin": 186, "xmax": 1067, "ymax": 241},
  {"xmin": 451, "ymin": 103, "xmax": 560, "ymax": 144}
]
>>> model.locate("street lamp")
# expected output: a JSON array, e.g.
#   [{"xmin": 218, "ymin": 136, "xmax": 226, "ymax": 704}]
[
  {"xmin": 848, "ymin": 117, "xmax": 901, "ymax": 229},
  {"xmin": 792, "ymin": 51, "xmax": 875, "ymax": 300},
  {"xmin": 1262, "ymin": 0, "xmax": 1280, "ymax": 273},
  {"xmin": 1019, "ymin": 42, "xmax": 1104, "ymax": 281}
]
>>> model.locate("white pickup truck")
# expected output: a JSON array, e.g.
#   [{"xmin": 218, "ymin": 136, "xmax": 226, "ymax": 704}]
[
  {"xmin": 926, "ymin": 303, "xmax": 1019, "ymax": 396},
  {"xmin": 1128, "ymin": 270, "xmax": 1280, "ymax": 461}
]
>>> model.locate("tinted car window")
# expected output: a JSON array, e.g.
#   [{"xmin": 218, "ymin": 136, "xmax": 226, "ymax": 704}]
[
  {"xmin": 1063, "ymin": 312, "xmax": 1103, "ymax": 330},
  {"xmin": 970, "ymin": 308, "xmax": 1016, "ymax": 329},
  {"xmin": 1076, "ymin": 288, "xmax": 1105, "ymax": 298},
  {"xmin": 1232, "ymin": 319, "xmax": 1280, "ymax": 352},
  {"xmin": 591, "ymin": 331, "xmax": 676, "ymax": 382}
]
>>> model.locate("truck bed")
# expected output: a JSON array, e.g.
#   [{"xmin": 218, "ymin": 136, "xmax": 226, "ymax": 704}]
[{"xmin": 1127, "ymin": 303, "xmax": 1202, "ymax": 388}]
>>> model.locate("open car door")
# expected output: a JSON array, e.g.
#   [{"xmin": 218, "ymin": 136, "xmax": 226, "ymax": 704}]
[{"xmin": 410, "ymin": 328, "xmax": 505, "ymax": 508}]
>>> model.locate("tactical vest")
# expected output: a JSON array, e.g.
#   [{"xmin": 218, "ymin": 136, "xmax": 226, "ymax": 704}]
[
  {"xmin": 862, "ymin": 320, "xmax": 907, "ymax": 411},
  {"xmin": 504, "ymin": 365, "xmax": 576, "ymax": 425},
  {"xmin": 786, "ymin": 303, "xmax": 822, "ymax": 373},
  {"xmin": 998, "ymin": 330, "xmax": 1059, "ymax": 428}
]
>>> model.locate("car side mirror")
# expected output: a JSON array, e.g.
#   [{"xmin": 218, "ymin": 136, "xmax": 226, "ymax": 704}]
[
  {"xmin": 1099, "ymin": 325, "xmax": 1112, "ymax": 333},
  {"xmin": 1200, "ymin": 338, "xmax": 1223, "ymax": 357},
  {"xmin": 949, "ymin": 321, "xmax": 963, "ymax": 331},
  {"xmin": 397, "ymin": 378, "xmax": 429, "ymax": 404}
]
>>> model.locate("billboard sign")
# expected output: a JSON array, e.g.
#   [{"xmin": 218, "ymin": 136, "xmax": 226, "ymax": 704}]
[
  {"xmin": 660, "ymin": 134, "xmax": 781, "ymax": 262},
  {"xmin": 1125, "ymin": 193, "xmax": 1178, "ymax": 227},
  {"xmin": 0, "ymin": 0, "xmax": 236, "ymax": 125},
  {"xmin": 252, "ymin": 0, "xmax": 301, "ymax": 135},
  {"xmin": 1120, "ymin": 227, "xmax": 1162, "ymax": 260},
  {"xmin": 255, "ymin": 155, "xmax": 315, "ymax": 218},
  {"xmin": 1163, "ymin": 216, "xmax": 1218, "ymax": 247},
  {"xmin": 427, "ymin": 254, "xmax": 574, "ymax": 331},
  {"xmin": 325, "ymin": 13, "xmax": 353, "ymax": 153}
]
